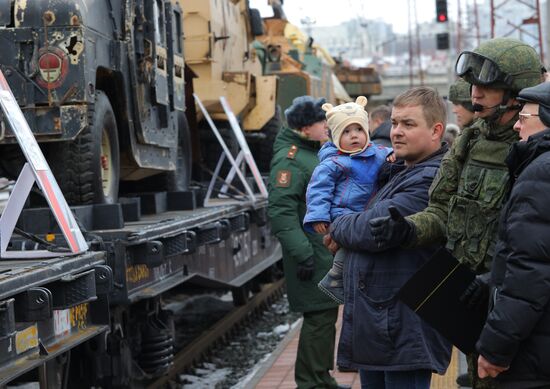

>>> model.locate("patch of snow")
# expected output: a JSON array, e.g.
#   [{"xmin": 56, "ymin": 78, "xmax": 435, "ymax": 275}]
[
  {"xmin": 273, "ymin": 323, "xmax": 290, "ymax": 335},
  {"xmin": 179, "ymin": 363, "xmax": 231, "ymax": 388},
  {"xmin": 230, "ymin": 353, "xmax": 272, "ymax": 389},
  {"xmin": 256, "ymin": 331, "xmax": 272, "ymax": 339},
  {"xmin": 219, "ymin": 291, "xmax": 233, "ymax": 302}
]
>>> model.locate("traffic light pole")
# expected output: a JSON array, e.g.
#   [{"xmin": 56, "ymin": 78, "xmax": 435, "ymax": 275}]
[
  {"xmin": 473, "ymin": 0, "xmax": 481, "ymax": 47},
  {"xmin": 408, "ymin": 0, "xmax": 414, "ymax": 87},
  {"xmin": 414, "ymin": 0, "xmax": 424, "ymax": 85},
  {"xmin": 435, "ymin": 0, "xmax": 449, "ymax": 51},
  {"xmin": 457, "ymin": 0, "xmax": 462, "ymax": 53},
  {"xmin": 547, "ymin": 0, "xmax": 550, "ymax": 66}
]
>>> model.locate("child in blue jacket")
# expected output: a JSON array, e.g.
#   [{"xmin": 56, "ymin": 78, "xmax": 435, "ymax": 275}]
[{"xmin": 304, "ymin": 96, "xmax": 392, "ymax": 304}]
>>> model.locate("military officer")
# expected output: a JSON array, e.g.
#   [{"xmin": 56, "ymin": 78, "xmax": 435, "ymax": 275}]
[
  {"xmin": 369, "ymin": 38, "xmax": 545, "ymax": 388},
  {"xmin": 268, "ymin": 96, "xmax": 344, "ymax": 389}
]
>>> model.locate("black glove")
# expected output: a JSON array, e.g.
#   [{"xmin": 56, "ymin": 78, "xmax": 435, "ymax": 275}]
[
  {"xmin": 296, "ymin": 256, "xmax": 315, "ymax": 281},
  {"xmin": 369, "ymin": 206, "xmax": 415, "ymax": 250},
  {"xmin": 460, "ymin": 272, "xmax": 491, "ymax": 311}
]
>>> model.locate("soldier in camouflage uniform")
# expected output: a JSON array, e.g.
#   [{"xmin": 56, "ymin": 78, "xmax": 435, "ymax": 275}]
[
  {"xmin": 449, "ymin": 78, "xmax": 476, "ymax": 130},
  {"xmin": 268, "ymin": 96, "xmax": 344, "ymax": 389},
  {"xmin": 369, "ymin": 38, "xmax": 544, "ymax": 388},
  {"xmin": 449, "ymin": 68, "xmax": 485, "ymax": 389}
]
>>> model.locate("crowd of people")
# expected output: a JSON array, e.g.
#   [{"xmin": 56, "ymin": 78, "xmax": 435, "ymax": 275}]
[{"xmin": 267, "ymin": 36, "xmax": 550, "ymax": 389}]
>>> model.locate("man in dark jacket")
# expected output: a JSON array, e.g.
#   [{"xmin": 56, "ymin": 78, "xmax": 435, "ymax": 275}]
[
  {"xmin": 328, "ymin": 87, "xmax": 452, "ymax": 388},
  {"xmin": 476, "ymin": 82, "xmax": 550, "ymax": 388},
  {"xmin": 268, "ymin": 96, "xmax": 344, "ymax": 389},
  {"xmin": 369, "ymin": 38, "xmax": 544, "ymax": 388},
  {"xmin": 369, "ymin": 105, "xmax": 392, "ymax": 147}
]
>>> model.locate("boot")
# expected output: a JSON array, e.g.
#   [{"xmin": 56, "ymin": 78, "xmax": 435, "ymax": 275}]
[{"xmin": 318, "ymin": 271, "xmax": 344, "ymax": 304}]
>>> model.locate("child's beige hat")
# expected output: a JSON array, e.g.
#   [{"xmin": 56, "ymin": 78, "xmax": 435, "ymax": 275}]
[{"xmin": 322, "ymin": 96, "xmax": 370, "ymax": 154}]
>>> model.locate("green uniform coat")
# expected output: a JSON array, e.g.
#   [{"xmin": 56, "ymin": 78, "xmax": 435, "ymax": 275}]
[
  {"xmin": 407, "ymin": 117, "xmax": 519, "ymax": 273},
  {"xmin": 268, "ymin": 127, "xmax": 338, "ymax": 313}
]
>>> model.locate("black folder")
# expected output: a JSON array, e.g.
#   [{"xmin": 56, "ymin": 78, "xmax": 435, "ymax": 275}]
[{"xmin": 397, "ymin": 247, "xmax": 487, "ymax": 354}]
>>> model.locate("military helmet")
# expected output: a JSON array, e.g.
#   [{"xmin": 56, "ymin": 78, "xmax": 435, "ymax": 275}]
[
  {"xmin": 517, "ymin": 82, "xmax": 550, "ymax": 128},
  {"xmin": 455, "ymin": 38, "xmax": 542, "ymax": 93},
  {"xmin": 448, "ymin": 79, "xmax": 472, "ymax": 104}
]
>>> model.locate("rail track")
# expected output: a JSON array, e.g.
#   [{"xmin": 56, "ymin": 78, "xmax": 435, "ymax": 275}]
[{"xmin": 147, "ymin": 278, "xmax": 286, "ymax": 389}]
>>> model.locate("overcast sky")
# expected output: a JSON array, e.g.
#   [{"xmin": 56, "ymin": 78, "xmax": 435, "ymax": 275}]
[{"xmin": 250, "ymin": 0, "xmax": 441, "ymax": 34}]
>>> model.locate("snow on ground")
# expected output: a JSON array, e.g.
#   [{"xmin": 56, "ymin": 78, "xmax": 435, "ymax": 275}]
[
  {"xmin": 179, "ymin": 363, "xmax": 231, "ymax": 388},
  {"xmin": 176, "ymin": 294, "xmax": 301, "ymax": 388}
]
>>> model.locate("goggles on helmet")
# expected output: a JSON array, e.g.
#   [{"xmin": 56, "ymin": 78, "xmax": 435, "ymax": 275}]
[{"xmin": 455, "ymin": 51, "xmax": 509, "ymax": 85}]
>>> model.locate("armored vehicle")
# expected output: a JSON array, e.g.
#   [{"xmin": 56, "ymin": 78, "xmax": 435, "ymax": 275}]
[
  {"xmin": 335, "ymin": 62, "xmax": 383, "ymax": 99},
  {"xmin": 252, "ymin": 2, "xmax": 350, "ymax": 167},
  {"xmin": 182, "ymin": 0, "xmax": 281, "ymax": 172},
  {"xmin": 0, "ymin": 0, "xmax": 191, "ymax": 205},
  {"xmin": 0, "ymin": 2, "xmax": 283, "ymax": 387}
]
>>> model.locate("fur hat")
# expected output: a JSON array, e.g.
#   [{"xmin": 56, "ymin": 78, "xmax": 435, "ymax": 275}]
[
  {"xmin": 284, "ymin": 96, "xmax": 327, "ymax": 129},
  {"xmin": 322, "ymin": 96, "xmax": 370, "ymax": 153}
]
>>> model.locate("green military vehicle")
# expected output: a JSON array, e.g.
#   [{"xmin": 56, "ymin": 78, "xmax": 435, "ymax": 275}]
[{"xmin": 251, "ymin": 1, "xmax": 350, "ymax": 167}]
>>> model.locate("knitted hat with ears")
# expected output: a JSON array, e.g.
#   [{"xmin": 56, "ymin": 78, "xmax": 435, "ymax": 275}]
[{"xmin": 322, "ymin": 96, "xmax": 370, "ymax": 154}]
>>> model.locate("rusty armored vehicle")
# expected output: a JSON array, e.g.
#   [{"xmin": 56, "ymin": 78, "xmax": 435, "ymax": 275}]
[
  {"xmin": 181, "ymin": 0, "xmax": 351, "ymax": 172},
  {"xmin": 0, "ymin": 0, "xmax": 190, "ymax": 205},
  {"xmin": 182, "ymin": 0, "xmax": 281, "ymax": 172},
  {"xmin": 254, "ymin": 2, "xmax": 350, "ymax": 115},
  {"xmin": 334, "ymin": 62, "xmax": 383, "ymax": 99}
]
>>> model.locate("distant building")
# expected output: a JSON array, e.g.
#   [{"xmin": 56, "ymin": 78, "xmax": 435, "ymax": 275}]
[{"xmin": 309, "ymin": 18, "xmax": 394, "ymax": 59}]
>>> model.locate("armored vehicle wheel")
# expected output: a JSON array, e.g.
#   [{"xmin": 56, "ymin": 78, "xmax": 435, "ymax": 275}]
[
  {"xmin": 165, "ymin": 112, "xmax": 192, "ymax": 191},
  {"xmin": 50, "ymin": 90, "xmax": 120, "ymax": 205}
]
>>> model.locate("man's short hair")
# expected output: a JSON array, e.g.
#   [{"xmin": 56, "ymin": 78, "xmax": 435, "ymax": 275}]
[
  {"xmin": 393, "ymin": 86, "xmax": 447, "ymax": 128},
  {"xmin": 370, "ymin": 105, "xmax": 392, "ymax": 122}
]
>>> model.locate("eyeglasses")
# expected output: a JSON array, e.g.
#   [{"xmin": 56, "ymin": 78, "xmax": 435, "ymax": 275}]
[
  {"xmin": 455, "ymin": 51, "xmax": 508, "ymax": 85},
  {"xmin": 518, "ymin": 112, "xmax": 540, "ymax": 123}
]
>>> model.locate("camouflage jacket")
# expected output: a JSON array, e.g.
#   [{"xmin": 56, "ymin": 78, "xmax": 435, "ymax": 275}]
[{"xmin": 407, "ymin": 117, "xmax": 519, "ymax": 272}]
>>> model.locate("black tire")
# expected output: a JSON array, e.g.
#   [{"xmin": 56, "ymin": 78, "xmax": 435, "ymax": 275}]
[
  {"xmin": 165, "ymin": 112, "xmax": 192, "ymax": 191},
  {"xmin": 50, "ymin": 90, "xmax": 120, "ymax": 205},
  {"xmin": 254, "ymin": 106, "xmax": 282, "ymax": 173}
]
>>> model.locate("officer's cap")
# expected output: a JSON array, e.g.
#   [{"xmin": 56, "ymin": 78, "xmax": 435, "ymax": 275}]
[{"xmin": 517, "ymin": 82, "xmax": 550, "ymax": 128}]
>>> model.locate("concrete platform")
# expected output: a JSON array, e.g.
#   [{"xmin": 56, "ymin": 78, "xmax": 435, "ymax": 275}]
[{"xmin": 246, "ymin": 308, "xmax": 465, "ymax": 388}]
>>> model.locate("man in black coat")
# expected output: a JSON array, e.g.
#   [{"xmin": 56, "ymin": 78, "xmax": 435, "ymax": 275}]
[{"xmin": 476, "ymin": 81, "xmax": 550, "ymax": 388}]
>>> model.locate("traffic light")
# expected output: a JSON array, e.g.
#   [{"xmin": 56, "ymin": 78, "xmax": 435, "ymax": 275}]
[
  {"xmin": 436, "ymin": 0, "xmax": 448, "ymax": 23},
  {"xmin": 436, "ymin": 32, "xmax": 450, "ymax": 50}
]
